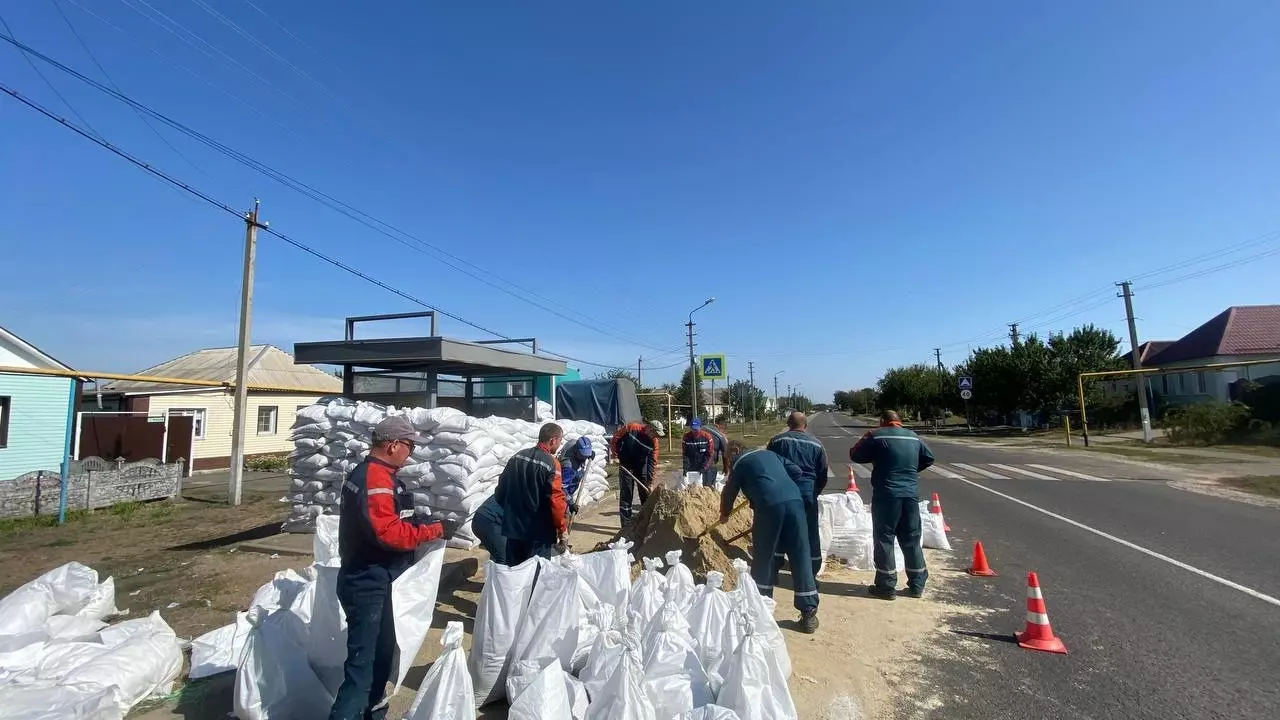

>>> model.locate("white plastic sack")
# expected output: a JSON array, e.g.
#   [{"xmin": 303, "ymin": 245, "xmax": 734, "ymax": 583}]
[
  {"xmin": 0, "ymin": 682, "xmax": 125, "ymax": 720},
  {"xmin": 642, "ymin": 597, "xmax": 713, "ymax": 720},
  {"xmin": 404, "ymin": 621, "xmax": 475, "ymax": 720},
  {"xmin": 663, "ymin": 550, "xmax": 697, "ymax": 615},
  {"xmin": 234, "ymin": 606, "xmax": 334, "ymax": 720},
  {"xmin": 685, "ymin": 571, "xmax": 732, "ymax": 689},
  {"xmin": 248, "ymin": 568, "xmax": 310, "ymax": 614},
  {"xmin": 61, "ymin": 611, "xmax": 182, "ymax": 710},
  {"xmin": 189, "ymin": 612, "xmax": 251, "ymax": 680},
  {"xmin": 920, "ymin": 500, "xmax": 951, "ymax": 550},
  {"xmin": 0, "ymin": 584, "xmax": 58, "ymax": 638},
  {"xmin": 470, "ymin": 557, "xmax": 539, "ymax": 706},
  {"xmin": 314, "ymin": 516, "xmax": 341, "ymax": 563},
  {"xmin": 579, "ymin": 607, "xmax": 625, "ymax": 704},
  {"xmin": 508, "ymin": 560, "xmax": 581, "ymax": 674},
  {"xmin": 307, "ymin": 563, "xmax": 347, "ymax": 693},
  {"xmin": 680, "ymin": 706, "xmax": 743, "ymax": 720},
  {"xmin": 509, "ymin": 661, "xmax": 573, "ymax": 720},
  {"xmin": 717, "ymin": 625, "xmax": 797, "ymax": 720},
  {"xmin": 44, "ymin": 615, "xmax": 107, "ymax": 642},
  {"xmin": 583, "ymin": 644, "xmax": 657, "ymax": 720},
  {"xmin": 391, "ymin": 541, "xmax": 447, "ymax": 694},
  {"xmin": 629, "ymin": 558, "xmax": 667, "ymax": 627},
  {"xmin": 728, "ymin": 560, "xmax": 791, "ymax": 679},
  {"xmin": 73, "ymin": 577, "xmax": 120, "ymax": 621}
]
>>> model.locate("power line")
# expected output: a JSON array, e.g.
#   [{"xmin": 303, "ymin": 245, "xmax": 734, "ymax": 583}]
[
  {"xmin": 0, "ymin": 11, "xmax": 100, "ymax": 139},
  {"xmin": 0, "ymin": 32, "xmax": 678, "ymax": 354},
  {"xmin": 0, "ymin": 80, "xmax": 638, "ymax": 371}
]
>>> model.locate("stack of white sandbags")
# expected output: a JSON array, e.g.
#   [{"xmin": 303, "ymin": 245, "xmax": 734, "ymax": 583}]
[{"xmin": 286, "ymin": 400, "xmax": 609, "ymax": 548}]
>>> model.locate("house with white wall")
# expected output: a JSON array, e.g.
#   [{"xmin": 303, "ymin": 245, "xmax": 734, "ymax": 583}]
[
  {"xmin": 87, "ymin": 345, "xmax": 342, "ymax": 472},
  {"xmin": 1142, "ymin": 305, "xmax": 1280, "ymax": 404},
  {"xmin": 0, "ymin": 327, "xmax": 79, "ymax": 482}
]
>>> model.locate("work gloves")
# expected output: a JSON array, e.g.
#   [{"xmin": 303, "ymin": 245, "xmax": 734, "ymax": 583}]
[{"xmin": 435, "ymin": 517, "xmax": 462, "ymax": 541}]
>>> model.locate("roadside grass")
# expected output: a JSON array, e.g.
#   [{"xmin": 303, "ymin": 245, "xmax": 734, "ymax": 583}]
[
  {"xmin": 1217, "ymin": 475, "xmax": 1280, "ymax": 498},
  {"xmin": 0, "ymin": 500, "xmax": 180, "ymax": 538},
  {"xmin": 1064, "ymin": 445, "xmax": 1223, "ymax": 464}
]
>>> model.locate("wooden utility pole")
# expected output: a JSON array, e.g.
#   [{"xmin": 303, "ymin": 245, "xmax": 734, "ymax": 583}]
[
  {"xmin": 229, "ymin": 200, "xmax": 263, "ymax": 506},
  {"xmin": 1117, "ymin": 280, "xmax": 1155, "ymax": 443}
]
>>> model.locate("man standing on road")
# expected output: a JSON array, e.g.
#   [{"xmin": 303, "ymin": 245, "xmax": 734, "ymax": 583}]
[
  {"xmin": 329, "ymin": 416, "xmax": 457, "ymax": 720},
  {"xmin": 611, "ymin": 420, "xmax": 663, "ymax": 525},
  {"xmin": 682, "ymin": 418, "xmax": 718, "ymax": 487},
  {"xmin": 850, "ymin": 410, "xmax": 935, "ymax": 600},
  {"xmin": 767, "ymin": 411, "xmax": 829, "ymax": 576},
  {"xmin": 720, "ymin": 440, "xmax": 820, "ymax": 633},
  {"xmin": 494, "ymin": 423, "xmax": 571, "ymax": 564}
]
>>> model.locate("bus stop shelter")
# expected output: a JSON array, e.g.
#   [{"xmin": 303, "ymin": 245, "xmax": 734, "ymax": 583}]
[{"xmin": 293, "ymin": 312, "xmax": 567, "ymax": 420}]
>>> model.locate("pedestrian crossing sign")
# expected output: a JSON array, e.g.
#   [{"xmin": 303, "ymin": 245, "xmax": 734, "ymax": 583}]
[
  {"xmin": 699, "ymin": 354, "xmax": 726, "ymax": 379},
  {"xmin": 958, "ymin": 376, "xmax": 974, "ymax": 390}
]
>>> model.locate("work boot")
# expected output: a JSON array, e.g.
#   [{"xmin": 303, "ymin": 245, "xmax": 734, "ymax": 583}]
[
  {"xmin": 904, "ymin": 587, "xmax": 925, "ymax": 599},
  {"xmin": 866, "ymin": 584, "xmax": 896, "ymax": 601},
  {"xmin": 800, "ymin": 610, "xmax": 819, "ymax": 634}
]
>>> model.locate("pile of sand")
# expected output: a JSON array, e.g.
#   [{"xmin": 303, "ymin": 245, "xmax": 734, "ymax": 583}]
[{"xmin": 599, "ymin": 485, "xmax": 755, "ymax": 590}]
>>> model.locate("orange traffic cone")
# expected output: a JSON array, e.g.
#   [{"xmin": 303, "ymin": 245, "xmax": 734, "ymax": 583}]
[
  {"xmin": 930, "ymin": 492, "xmax": 951, "ymax": 532},
  {"xmin": 967, "ymin": 541, "xmax": 998, "ymax": 576},
  {"xmin": 846, "ymin": 465, "xmax": 859, "ymax": 493},
  {"xmin": 1016, "ymin": 572, "xmax": 1067, "ymax": 654}
]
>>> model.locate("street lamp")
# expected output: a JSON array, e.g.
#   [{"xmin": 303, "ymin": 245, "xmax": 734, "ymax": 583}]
[
  {"xmin": 773, "ymin": 370, "xmax": 785, "ymax": 418},
  {"xmin": 687, "ymin": 297, "xmax": 715, "ymax": 421}
]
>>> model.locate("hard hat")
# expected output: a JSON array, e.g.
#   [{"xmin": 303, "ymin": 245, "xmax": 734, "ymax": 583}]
[{"xmin": 647, "ymin": 420, "xmax": 666, "ymax": 437}]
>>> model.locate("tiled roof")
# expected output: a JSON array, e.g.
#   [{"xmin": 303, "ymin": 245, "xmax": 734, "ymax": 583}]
[
  {"xmin": 101, "ymin": 345, "xmax": 342, "ymax": 394},
  {"xmin": 1121, "ymin": 340, "xmax": 1176, "ymax": 366},
  {"xmin": 1152, "ymin": 306, "xmax": 1280, "ymax": 365}
]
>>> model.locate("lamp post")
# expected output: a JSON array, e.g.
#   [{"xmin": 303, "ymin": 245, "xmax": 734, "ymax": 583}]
[
  {"xmin": 686, "ymin": 297, "xmax": 715, "ymax": 422},
  {"xmin": 773, "ymin": 370, "xmax": 785, "ymax": 419}
]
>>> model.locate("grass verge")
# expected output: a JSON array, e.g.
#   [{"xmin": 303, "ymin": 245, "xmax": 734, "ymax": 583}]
[{"xmin": 1217, "ymin": 475, "xmax": 1280, "ymax": 497}]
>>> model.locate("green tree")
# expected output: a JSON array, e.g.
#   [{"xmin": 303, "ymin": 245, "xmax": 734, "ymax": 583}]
[
  {"xmin": 727, "ymin": 379, "xmax": 767, "ymax": 422},
  {"xmin": 876, "ymin": 364, "xmax": 951, "ymax": 418}
]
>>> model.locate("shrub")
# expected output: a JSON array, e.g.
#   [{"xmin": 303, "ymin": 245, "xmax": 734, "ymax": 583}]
[
  {"xmin": 246, "ymin": 454, "xmax": 290, "ymax": 471},
  {"xmin": 1163, "ymin": 402, "xmax": 1250, "ymax": 445}
]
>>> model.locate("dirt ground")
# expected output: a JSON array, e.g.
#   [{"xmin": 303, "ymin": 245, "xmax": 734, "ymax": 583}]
[{"xmin": 2, "ymin": 471, "xmax": 974, "ymax": 719}]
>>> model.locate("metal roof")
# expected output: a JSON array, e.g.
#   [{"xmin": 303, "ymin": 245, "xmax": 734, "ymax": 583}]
[
  {"xmin": 1153, "ymin": 305, "xmax": 1280, "ymax": 365},
  {"xmin": 293, "ymin": 337, "xmax": 567, "ymax": 378},
  {"xmin": 0, "ymin": 325, "xmax": 76, "ymax": 372},
  {"xmin": 101, "ymin": 345, "xmax": 342, "ymax": 394}
]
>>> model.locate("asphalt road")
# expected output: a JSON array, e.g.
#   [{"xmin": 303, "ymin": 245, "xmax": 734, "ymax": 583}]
[{"xmin": 806, "ymin": 411, "xmax": 1280, "ymax": 719}]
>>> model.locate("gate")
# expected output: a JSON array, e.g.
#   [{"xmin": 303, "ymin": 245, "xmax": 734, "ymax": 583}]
[{"xmin": 76, "ymin": 412, "xmax": 194, "ymax": 477}]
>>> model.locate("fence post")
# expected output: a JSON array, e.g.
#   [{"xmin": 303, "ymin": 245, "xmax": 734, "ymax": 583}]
[
  {"xmin": 1064, "ymin": 416, "xmax": 1072, "ymax": 446},
  {"xmin": 34, "ymin": 471, "xmax": 43, "ymax": 516}
]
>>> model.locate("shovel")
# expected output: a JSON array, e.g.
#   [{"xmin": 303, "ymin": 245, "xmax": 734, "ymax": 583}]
[{"xmin": 697, "ymin": 500, "xmax": 748, "ymax": 538}]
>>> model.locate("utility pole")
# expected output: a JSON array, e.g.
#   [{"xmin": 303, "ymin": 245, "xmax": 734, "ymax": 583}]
[
  {"xmin": 748, "ymin": 361, "xmax": 757, "ymax": 432},
  {"xmin": 1117, "ymin": 280, "xmax": 1155, "ymax": 443},
  {"xmin": 637, "ymin": 356, "xmax": 642, "ymax": 388},
  {"xmin": 687, "ymin": 320, "xmax": 698, "ymax": 422},
  {"xmin": 934, "ymin": 347, "xmax": 946, "ymax": 431},
  {"xmin": 229, "ymin": 200, "xmax": 264, "ymax": 506},
  {"xmin": 1009, "ymin": 323, "xmax": 1020, "ymax": 344},
  {"xmin": 773, "ymin": 372, "xmax": 783, "ymax": 418}
]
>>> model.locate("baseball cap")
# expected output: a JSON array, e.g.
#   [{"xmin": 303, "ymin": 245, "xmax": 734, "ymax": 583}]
[
  {"xmin": 690, "ymin": 418, "xmax": 702, "ymax": 430},
  {"xmin": 647, "ymin": 420, "xmax": 666, "ymax": 437},
  {"xmin": 371, "ymin": 415, "xmax": 431, "ymax": 445},
  {"xmin": 575, "ymin": 436, "xmax": 595, "ymax": 457}
]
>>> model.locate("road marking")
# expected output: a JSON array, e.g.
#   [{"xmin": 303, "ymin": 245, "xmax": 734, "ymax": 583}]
[
  {"xmin": 853, "ymin": 463, "xmax": 872, "ymax": 478},
  {"xmin": 1027, "ymin": 464, "xmax": 1112, "ymax": 482},
  {"xmin": 928, "ymin": 464, "xmax": 965, "ymax": 480},
  {"xmin": 951, "ymin": 462, "xmax": 1009, "ymax": 480},
  {"xmin": 956, "ymin": 477, "xmax": 1280, "ymax": 608},
  {"xmin": 990, "ymin": 463, "xmax": 1061, "ymax": 481}
]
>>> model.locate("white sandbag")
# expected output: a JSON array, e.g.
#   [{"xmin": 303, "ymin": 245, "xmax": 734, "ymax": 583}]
[
  {"xmin": 716, "ymin": 622, "xmax": 797, "ymax": 720},
  {"xmin": 73, "ymin": 577, "xmax": 120, "ymax": 621},
  {"xmin": 403, "ymin": 621, "xmax": 474, "ymax": 720},
  {"xmin": 920, "ymin": 500, "xmax": 951, "ymax": 550},
  {"xmin": 437, "ymin": 454, "xmax": 479, "ymax": 474},
  {"xmin": 432, "ymin": 462, "xmax": 470, "ymax": 484},
  {"xmin": 295, "ymin": 404, "xmax": 328, "ymax": 423},
  {"xmin": 352, "ymin": 401, "xmax": 387, "ymax": 427},
  {"xmin": 307, "ymin": 563, "xmax": 347, "ymax": 693},
  {"xmin": 470, "ymin": 557, "xmax": 538, "ymax": 706},
  {"xmin": 578, "ymin": 539, "xmax": 633, "ymax": 613},
  {"xmin": 642, "ymin": 594, "xmax": 713, "ymax": 720},
  {"xmin": 508, "ymin": 560, "xmax": 581, "ymax": 674},
  {"xmin": 0, "ymin": 583, "xmax": 58, "ymax": 637},
  {"xmin": 0, "ymin": 638, "xmax": 46, "ymax": 684},
  {"xmin": 427, "ymin": 407, "xmax": 471, "ymax": 434},
  {"xmin": 325, "ymin": 403, "xmax": 356, "ymax": 421},
  {"xmin": 0, "ymin": 682, "xmax": 125, "ymax": 720},
  {"xmin": 33, "ymin": 642, "xmax": 106, "ymax": 684},
  {"xmin": 685, "ymin": 571, "xmax": 732, "ymax": 689},
  {"xmin": 727, "ymin": 559, "xmax": 791, "ymax": 679},
  {"xmin": 44, "ymin": 615, "xmax": 107, "ymax": 642},
  {"xmin": 31, "ymin": 562, "xmax": 101, "ymax": 617},
  {"xmin": 233, "ymin": 606, "xmax": 334, "ymax": 720},
  {"xmin": 579, "ymin": 606, "xmax": 624, "ymax": 703},
  {"xmin": 61, "ymin": 611, "xmax": 183, "ymax": 710},
  {"xmin": 391, "ymin": 541, "xmax": 446, "ymax": 694},
  {"xmin": 248, "ymin": 568, "xmax": 310, "ymax": 614},
  {"xmin": 189, "ymin": 612, "xmax": 251, "ymax": 679},
  {"xmin": 663, "ymin": 550, "xmax": 697, "ymax": 615},
  {"xmin": 629, "ymin": 557, "xmax": 666, "ymax": 627},
  {"xmin": 509, "ymin": 657, "xmax": 572, "ymax": 720},
  {"xmin": 96, "ymin": 610, "xmax": 174, "ymax": 648},
  {"xmin": 291, "ymin": 422, "xmax": 331, "ymax": 438},
  {"xmin": 583, "ymin": 644, "xmax": 656, "ymax": 720},
  {"xmin": 680, "ymin": 705, "xmax": 743, "ymax": 720},
  {"xmin": 314, "ymin": 516, "xmax": 341, "ymax": 563},
  {"xmin": 293, "ymin": 453, "xmax": 330, "ymax": 471}
]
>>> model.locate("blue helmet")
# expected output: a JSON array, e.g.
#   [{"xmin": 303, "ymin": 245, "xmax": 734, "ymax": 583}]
[
  {"xmin": 575, "ymin": 436, "xmax": 595, "ymax": 458},
  {"xmin": 690, "ymin": 418, "xmax": 702, "ymax": 430}
]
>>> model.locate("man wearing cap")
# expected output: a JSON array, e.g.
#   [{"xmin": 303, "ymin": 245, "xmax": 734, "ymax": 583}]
[
  {"xmin": 329, "ymin": 416, "xmax": 458, "ymax": 720},
  {"xmin": 611, "ymin": 420, "xmax": 663, "ymax": 525},
  {"xmin": 558, "ymin": 436, "xmax": 596, "ymax": 516},
  {"xmin": 682, "ymin": 418, "xmax": 717, "ymax": 487},
  {"xmin": 494, "ymin": 422, "xmax": 571, "ymax": 564},
  {"xmin": 767, "ymin": 411, "xmax": 829, "ymax": 576},
  {"xmin": 850, "ymin": 409, "xmax": 935, "ymax": 600}
]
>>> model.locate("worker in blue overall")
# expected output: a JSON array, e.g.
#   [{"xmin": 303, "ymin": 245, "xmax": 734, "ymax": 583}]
[
  {"xmin": 494, "ymin": 423, "xmax": 571, "ymax": 565},
  {"xmin": 719, "ymin": 441, "xmax": 819, "ymax": 633},
  {"xmin": 767, "ymin": 411, "xmax": 829, "ymax": 576},
  {"xmin": 558, "ymin": 436, "xmax": 596, "ymax": 516},
  {"xmin": 682, "ymin": 418, "xmax": 717, "ymax": 487},
  {"xmin": 472, "ymin": 494, "xmax": 506, "ymax": 565},
  {"xmin": 850, "ymin": 409, "xmax": 935, "ymax": 600},
  {"xmin": 706, "ymin": 423, "xmax": 729, "ymax": 478},
  {"xmin": 329, "ymin": 416, "xmax": 458, "ymax": 720}
]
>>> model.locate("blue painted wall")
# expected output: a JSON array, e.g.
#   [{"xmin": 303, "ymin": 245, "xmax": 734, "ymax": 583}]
[
  {"xmin": 479, "ymin": 368, "xmax": 582, "ymax": 403},
  {"xmin": 0, "ymin": 373, "xmax": 74, "ymax": 480}
]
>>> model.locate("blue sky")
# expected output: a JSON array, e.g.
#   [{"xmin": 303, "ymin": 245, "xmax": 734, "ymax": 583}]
[{"xmin": 3, "ymin": 1, "xmax": 1279, "ymax": 401}]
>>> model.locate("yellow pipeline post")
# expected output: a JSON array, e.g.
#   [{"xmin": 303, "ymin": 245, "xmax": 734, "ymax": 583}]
[
  {"xmin": 1077, "ymin": 373, "xmax": 1090, "ymax": 447},
  {"xmin": 1064, "ymin": 415, "xmax": 1072, "ymax": 446}
]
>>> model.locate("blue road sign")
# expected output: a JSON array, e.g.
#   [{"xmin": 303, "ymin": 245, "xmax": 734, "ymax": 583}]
[
  {"xmin": 958, "ymin": 376, "xmax": 974, "ymax": 391},
  {"xmin": 700, "ymin": 355, "xmax": 726, "ymax": 379}
]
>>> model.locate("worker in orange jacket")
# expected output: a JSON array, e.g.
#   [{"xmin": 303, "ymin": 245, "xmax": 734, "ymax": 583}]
[{"xmin": 611, "ymin": 420, "xmax": 663, "ymax": 524}]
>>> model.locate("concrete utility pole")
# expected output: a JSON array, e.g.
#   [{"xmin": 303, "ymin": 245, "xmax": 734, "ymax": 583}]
[
  {"xmin": 229, "ymin": 200, "xmax": 264, "ymax": 506},
  {"xmin": 1117, "ymin": 280, "xmax": 1155, "ymax": 443},
  {"xmin": 748, "ymin": 361, "xmax": 757, "ymax": 432},
  {"xmin": 637, "ymin": 356, "xmax": 642, "ymax": 388},
  {"xmin": 1009, "ymin": 323, "xmax": 1021, "ymax": 344},
  {"xmin": 774, "ymin": 370, "xmax": 784, "ymax": 418}
]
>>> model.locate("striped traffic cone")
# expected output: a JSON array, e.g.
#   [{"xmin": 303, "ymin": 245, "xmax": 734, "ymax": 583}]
[
  {"xmin": 846, "ymin": 465, "xmax": 859, "ymax": 493},
  {"xmin": 1015, "ymin": 571, "xmax": 1067, "ymax": 654},
  {"xmin": 929, "ymin": 492, "xmax": 951, "ymax": 532},
  {"xmin": 967, "ymin": 541, "xmax": 998, "ymax": 576}
]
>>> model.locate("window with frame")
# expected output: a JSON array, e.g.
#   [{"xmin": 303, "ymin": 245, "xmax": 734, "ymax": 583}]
[
  {"xmin": 257, "ymin": 406, "xmax": 278, "ymax": 434},
  {"xmin": 169, "ymin": 408, "xmax": 207, "ymax": 439},
  {"xmin": 0, "ymin": 396, "xmax": 10, "ymax": 449},
  {"xmin": 507, "ymin": 381, "xmax": 530, "ymax": 396}
]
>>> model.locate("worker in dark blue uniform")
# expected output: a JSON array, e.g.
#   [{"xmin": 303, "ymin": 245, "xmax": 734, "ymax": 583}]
[
  {"xmin": 766, "ymin": 412, "xmax": 829, "ymax": 576},
  {"xmin": 719, "ymin": 441, "xmax": 819, "ymax": 634},
  {"xmin": 850, "ymin": 410, "xmax": 935, "ymax": 600},
  {"xmin": 494, "ymin": 423, "xmax": 571, "ymax": 565},
  {"xmin": 472, "ymin": 494, "xmax": 506, "ymax": 565},
  {"xmin": 558, "ymin": 436, "xmax": 596, "ymax": 516},
  {"xmin": 682, "ymin": 418, "xmax": 717, "ymax": 487},
  {"xmin": 706, "ymin": 423, "xmax": 729, "ymax": 477},
  {"xmin": 329, "ymin": 416, "xmax": 458, "ymax": 720}
]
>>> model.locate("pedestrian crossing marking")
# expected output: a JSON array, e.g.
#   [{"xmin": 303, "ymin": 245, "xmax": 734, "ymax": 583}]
[
  {"xmin": 989, "ymin": 463, "xmax": 1061, "ymax": 481},
  {"xmin": 927, "ymin": 465, "xmax": 965, "ymax": 480},
  {"xmin": 950, "ymin": 463, "xmax": 1009, "ymax": 480},
  {"xmin": 1027, "ymin": 464, "xmax": 1112, "ymax": 482}
]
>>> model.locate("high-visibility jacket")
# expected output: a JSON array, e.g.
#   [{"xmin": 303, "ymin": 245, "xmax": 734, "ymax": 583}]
[
  {"xmin": 682, "ymin": 429, "xmax": 716, "ymax": 471},
  {"xmin": 767, "ymin": 430, "xmax": 830, "ymax": 496},
  {"xmin": 494, "ymin": 443, "xmax": 569, "ymax": 544},
  {"xmin": 849, "ymin": 422, "xmax": 935, "ymax": 499},
  {"xmin": 612, "ymin": 423, "xmax": 658, "ymax": 483},
  {"xmin": 721, "ymin": 449, "xmax": 804, "ymax": 516},
  {"xmin": 338, "ymin": 457, "xmax": 443, "ymax": 578}
]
